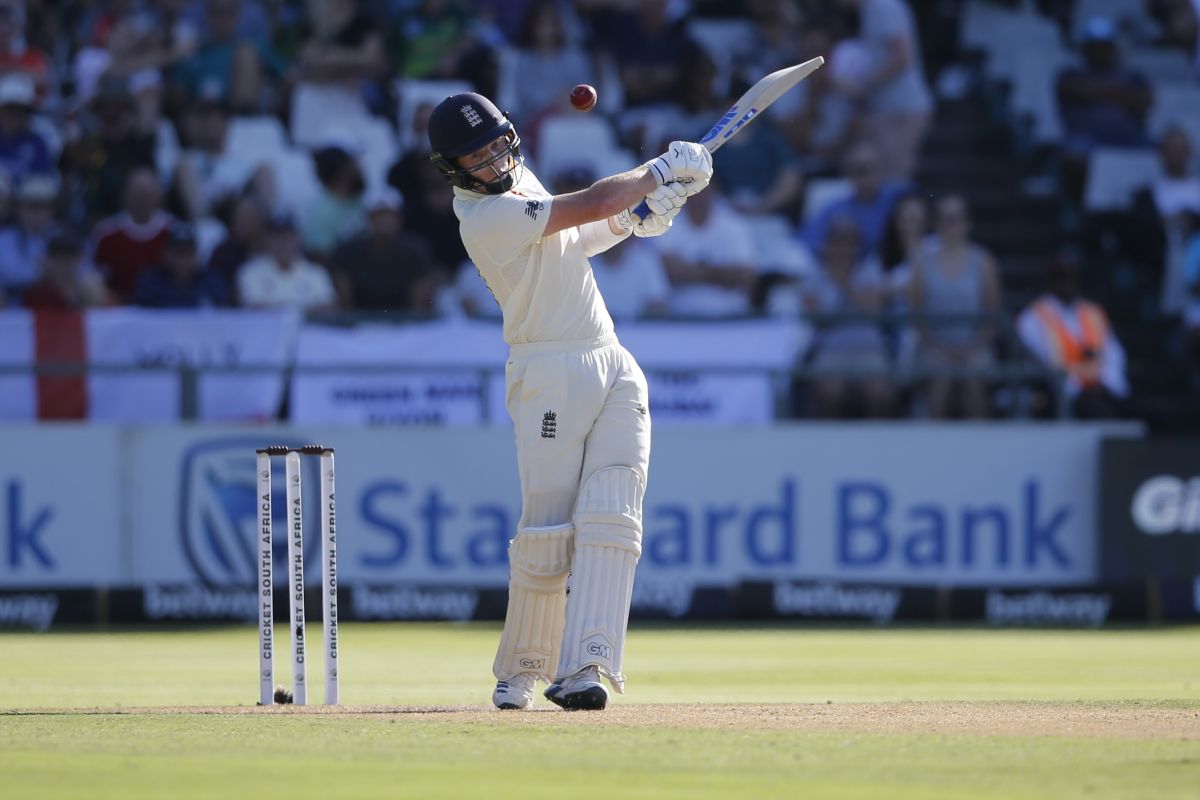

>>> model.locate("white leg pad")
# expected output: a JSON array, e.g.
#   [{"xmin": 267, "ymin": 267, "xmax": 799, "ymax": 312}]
[
  {"xmin": 492, "ymin": 524, "xmax": 574, "ymax": 683},
  {"xmin": 556, "ymin": 467, "xmax": 644, "ymax": 693}
]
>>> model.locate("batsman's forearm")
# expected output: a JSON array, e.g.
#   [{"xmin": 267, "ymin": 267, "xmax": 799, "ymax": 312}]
[{"xmin": 585, "ymin": 168, "xmax": 658, "ymax": 218}]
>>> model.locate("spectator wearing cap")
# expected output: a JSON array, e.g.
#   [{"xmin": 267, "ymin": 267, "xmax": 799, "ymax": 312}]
[
  {"xmin": 61, "ymin": 75, "xmax": 157, "ymax": 222},
  {"xmin": 0, "ymin": 1, "xmax": 50, "ymax": 97},
  {"xmin": 1055, "ymin": 17, "xmax": 1153, "ymax": 201},
  {"xmin": 90, "ymin": 168, "xmax": 177, "ymax": 303},
  {"xmin": 238, "ymin": 213, "xmax": 336, "ymax": 311},
  {"xmin": 0, "ymin": 73, "xmax": 50, "ymax": 186},
  {"xmin": 1017, "ymin": 253, "xmax": 1129, "ymax": 419},
  {"xmin": 330, "ymin": 188, "xmax": 443, "ymax": 312},
  {"xmin": 301, "ymin": 142, "xmax": 367, "ymax": 260},
  {"xmin": 134, "ymin": 222, "xmax": 230, "ymax": 308},
  {"xmin": 0, "ymin": 173, "xmax": 57, "ymax": 304},
  {"xmin": 22, "ymin": 228, "xmax": 112, "ymax": 310}
]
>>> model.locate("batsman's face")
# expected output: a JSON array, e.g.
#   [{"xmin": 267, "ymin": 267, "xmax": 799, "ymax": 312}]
[{"xmin": 458, "ymin": 134, "xmax": 516, "ymax": 185}]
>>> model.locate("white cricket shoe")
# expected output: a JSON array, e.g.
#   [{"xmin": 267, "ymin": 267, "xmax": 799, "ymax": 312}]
[
  {"xmin": 492, "ymin": 672, "xmax": 537, "ymax": 710},
  {"xmin": 544, "ymin": 666, "xmax": 608, "ymax": 711}
]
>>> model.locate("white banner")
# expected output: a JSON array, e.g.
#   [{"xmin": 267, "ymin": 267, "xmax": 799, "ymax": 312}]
[
  {"xmin": 85, "ymin": 308, "xmax": 298, "ymax": 421},
  {"xmin": 290, "ymin": 320, "xmax": 507, "ymax": 425},
  {"xmin": 126, "ymin": 423, "xmax": 1134, "ymax": 590},
  {"xmin": 0, "ymin": 310, "xmax": 35, "ymax": 421},
  {"xmin": 0, "ymin": 427, "xmax": 124, "ymax": 587},
  {"xmin": 290, "ymin": 318, "xmax": 810, "ymax": 426}
]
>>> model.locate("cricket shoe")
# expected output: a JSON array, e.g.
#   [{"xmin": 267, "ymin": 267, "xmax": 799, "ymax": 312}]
[
  {"xmin": 544, "ymin": 666, "xmax": 608, "ymax": 711},
  {"xmin": 492, "ymin": 673, "xmax": 537, "ymax": 710}
]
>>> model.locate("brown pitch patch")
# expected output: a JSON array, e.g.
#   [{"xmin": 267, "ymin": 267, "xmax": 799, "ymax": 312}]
[{"xmin": 4, "ymin": 703, "xmax": 1197, "ymax": 740}]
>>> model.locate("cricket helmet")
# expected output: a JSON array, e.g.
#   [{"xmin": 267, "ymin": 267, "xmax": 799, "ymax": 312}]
[{"xmin": 428, "ymin": 92, "xmax": 524, "ymax": 195}]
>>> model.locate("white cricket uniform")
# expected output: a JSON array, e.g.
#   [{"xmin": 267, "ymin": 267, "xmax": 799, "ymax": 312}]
[{"xmin": 452, "ymin": 166, "xmax": 651, "ymax": 530}]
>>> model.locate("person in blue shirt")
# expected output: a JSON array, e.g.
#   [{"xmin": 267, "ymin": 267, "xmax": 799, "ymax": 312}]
[
  {"xmin": 134, "ymin": 222, "xmax": 230, "ymax": 308},
  {"xmin": 803, "ymin": 142, "xmax": 909, "ymax": 260},
  {"xmin": 0, "ymin": 73, "xmax": 50, "ymax": 186}
]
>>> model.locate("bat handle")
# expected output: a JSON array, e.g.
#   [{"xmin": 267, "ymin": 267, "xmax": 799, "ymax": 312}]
[{"xmin": 630, "ymin": 199, "xmax": 652, "ymax": 223}]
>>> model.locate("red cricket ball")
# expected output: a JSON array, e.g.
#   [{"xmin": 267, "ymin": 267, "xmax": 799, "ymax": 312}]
[{"xmin": 569, "ymin": 84, "xmax": 597, "ymax": 112}]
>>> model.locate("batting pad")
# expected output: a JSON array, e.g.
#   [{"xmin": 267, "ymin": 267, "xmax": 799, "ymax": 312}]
[
  {"xmin": 557, "ymin": 467, "xmax": 644, "ymax": 693},
  {"xmin": 492, "ymin": 524, "xmax": 574, "ymax": 683}
]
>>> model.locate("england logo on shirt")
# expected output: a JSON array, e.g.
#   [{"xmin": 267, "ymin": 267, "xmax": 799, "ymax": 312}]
[{"xmin": 524, "ymin": 200, "xmax": 543, "ymax": 220}]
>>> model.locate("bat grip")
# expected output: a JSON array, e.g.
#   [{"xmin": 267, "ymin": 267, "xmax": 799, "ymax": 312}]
[{"xmin": 630, "ymin": 199, "xmax": 652, "ymax": 222}]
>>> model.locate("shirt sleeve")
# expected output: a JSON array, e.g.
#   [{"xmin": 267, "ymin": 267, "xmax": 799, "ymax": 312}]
[{"xmin": 460, "ymin": 192, "xmax": 552, "ymax": 267}]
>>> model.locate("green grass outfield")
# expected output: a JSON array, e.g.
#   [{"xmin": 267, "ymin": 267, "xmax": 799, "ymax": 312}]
[{"xmin": 1, "ymin": 623, "xmax": 1197, "ymax": 799}]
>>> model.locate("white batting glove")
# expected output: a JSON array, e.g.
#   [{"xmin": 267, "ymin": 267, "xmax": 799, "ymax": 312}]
[
  {"xmin": 633, "ymin": 211, "xmax": 674, "ymax": 238},
  {"xmin": 643, "ymin": 181, "xmax": 688, "ymax": 216},
  {"xmin": 645, "ymin": 141, "xmax": 713, "ymax": 187}
]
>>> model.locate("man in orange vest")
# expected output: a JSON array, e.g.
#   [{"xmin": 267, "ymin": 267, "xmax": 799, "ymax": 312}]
[{"xmin": 1017, "ymin": 253, "xmax": 1129, "ymax": 418}]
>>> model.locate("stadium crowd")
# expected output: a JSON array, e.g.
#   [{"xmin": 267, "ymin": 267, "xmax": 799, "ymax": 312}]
[{"xmin": 0, "ymin": 0, "xmax": 1196, "ymax": 423}]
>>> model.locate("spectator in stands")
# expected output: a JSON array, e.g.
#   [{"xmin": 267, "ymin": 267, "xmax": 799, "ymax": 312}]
[
  {"xmin": 1055, "ymin": 17, "xmax": 1153, "ymax": 202},
  {"xmin": 22, "ymin": 227, "xmax": 112, "ymax": 310},
  {"xmin": 61, "ymin": 74, "xmax": 157, "ymax": 222},
  {"xmin": 800, "ymin": 213, "xmax": 893, "ymax": 418},
  {"xmin": 835, "ymin": 0, "xmax": 933, "ymax": 180},
  {"xmin": 909, "ymin": 195, "xmax": 1001, "ymax": 418},
  {"xmin": 776, "ymin": 21, "xmax": 864, "ymax": 178},
  {"xmin": 388, "ymin": 147, "xmax": 467, "ymax": 270},
  {"xmin": 592, "ymin": 0, "xmax": 697, "ymax": 109},
  {"xmin": 0, "ymin": 73, "xmax": 50, "ymax": 185},
  {"xmin": 169, "ymin": 0, "xmax": 284, "ymax": 114},
  {"xmin": 207, "ymin": 193, "xmax": 268, "ymax": 301},
  {"xmin": 879, "ymin": 191, "xmax": 929, "ymax": 294},
  {"xmin": 652, "ymin": 182, "xmax": 758, "ymax": 317},
  {"xmin": 804, "ymin": 142, "xmax": 908, "ymax": 259},
  {"xmin": 90, "ymin": 167, "xmax": 176, "ymax": 303},
  {"xmin": 1184, "ymin": 216, "xmax": 1200, "ymax": 374},
  {"xmin": 0, "ymin": 173, "xmax": 57, "ymax": 304},
  {"xmin": 330, "ymin": 187, "xmax": 442, "ymax": 312},
  {"xmin": 301, "ymin": 141, "xmax": 366, "ymax": 261},
  {"xmin": 0, "ymin": 1, "xmax": 50, "ymax": 97},
  {"xmin": 134, "ymin": 222, "xmax": 230, "ymax": 308},
  {"xmin": 237, "ymin": 212, "xmax": 336, "ymax": 311},
  {"xmin": 591, "ymin": 238, "xmax": 671, "ymax": 320},
  {"xmin": 294, "ymin": 0, "xmax": 388, "ymax": 114},
  {"xmin": 1126, "ymin": 125, "xmax": 1200, "ymax": 314},
  {"xmin": 387, "ymin": 0, "xmax": 478, "ymax": 81},
  {"xmin": 1017, "ymin": 252, "xmax": 1130, "ymax": 419},
  {"xmin": 503, "ymin": 0, "xmax": 594, "ymax": 124},
  {"xmin": 713, "ymin": 86, "xmax": 806, "ymax": 218},
  {"xmin": 173, "ymin": 89, "xmax": 260, "ymax": 221}
]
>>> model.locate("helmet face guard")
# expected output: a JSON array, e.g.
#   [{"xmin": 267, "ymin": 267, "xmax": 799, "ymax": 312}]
[{"xmin": 430, "ymin": 128, "xmax": 524, "ymax": 195}]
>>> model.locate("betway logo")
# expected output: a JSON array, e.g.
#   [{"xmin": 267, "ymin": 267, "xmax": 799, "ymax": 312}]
[
  {"xmin": 351, "ymin": 586, "xmax": 478, "ymax": 621},
  {"xmin": 0, "ymin": 593, "xmax": 58, "ymax": 631},
  {"xmin": 1131, "ymin": 476, "xmax": 1200, "ymax": 535},
  {"xmin": 145, "ymin": 585, "xmax": 257, "ymax": 620},
  {"xmin": 773, "ymin": 582, "xmax": 901, "ymax": 624},
  {"xmin": 986, "ymin": 590, "xmax": 1111, "ymax": 627}
]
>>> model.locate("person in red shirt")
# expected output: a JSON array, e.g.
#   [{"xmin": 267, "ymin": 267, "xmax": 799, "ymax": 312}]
[
  {"xmin": 88, "ymin": 167, "xmax": 176, "ymax": 303},
  {"xmin": 0, "ymin": 2, "xmax": 49, "ymax": 99}
]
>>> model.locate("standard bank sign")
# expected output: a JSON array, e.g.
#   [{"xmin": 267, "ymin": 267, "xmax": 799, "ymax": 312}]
[{"xmin": 146, "ymin": 426, "xmax": 1104, "ymax": 588}]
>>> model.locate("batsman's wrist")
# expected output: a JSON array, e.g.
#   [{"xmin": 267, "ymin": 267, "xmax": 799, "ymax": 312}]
[{"xmin": 644, "ymin": 157, "xmax": 670, "ymax": 186}]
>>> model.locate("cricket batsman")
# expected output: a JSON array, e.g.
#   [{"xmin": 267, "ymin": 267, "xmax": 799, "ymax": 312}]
[{"xmin": 428, "ymin": 92, "xmax": 713, "ymax": 710}]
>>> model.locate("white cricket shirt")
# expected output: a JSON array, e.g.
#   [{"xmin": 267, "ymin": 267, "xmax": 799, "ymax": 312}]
[{"xmin": 453, "ymin": 167, "xmax": 614, "ymax": 345}]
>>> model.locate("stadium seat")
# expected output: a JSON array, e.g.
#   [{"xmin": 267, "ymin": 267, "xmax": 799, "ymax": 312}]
[
  {"xmin": 226, "ymin": 116, "xmax": 289, "ymax": 164},
  {"xmin": 267, "ymin": 148, "xmax": 322, "ymax": 219},
  {"xmin": 1082, "ymin": 147, "xmax": 1159, "ymax": 211},
  {"xmin": 801, "ymin": 177, "xmax": 852, "ymax": 223},
  {"xmin": 1128, "ymin": 47, "xmax": 1198, "ymax": 84},
  {"xmin": 744, "ymin": 213, "xmax": 815, "ymax": 276},
  {"xmin": 1070, "ymin": 0, "xmax": 1149, "ymax": 44},
  {"xmin": 536, "ymin": 113, "xmax": 623, "ymax": 178}
]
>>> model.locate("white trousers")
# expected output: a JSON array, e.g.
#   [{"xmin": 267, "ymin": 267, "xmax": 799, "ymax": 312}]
[{"xmin": 506, "ymin": 333, "xmax": 651, "ymax": 531}]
